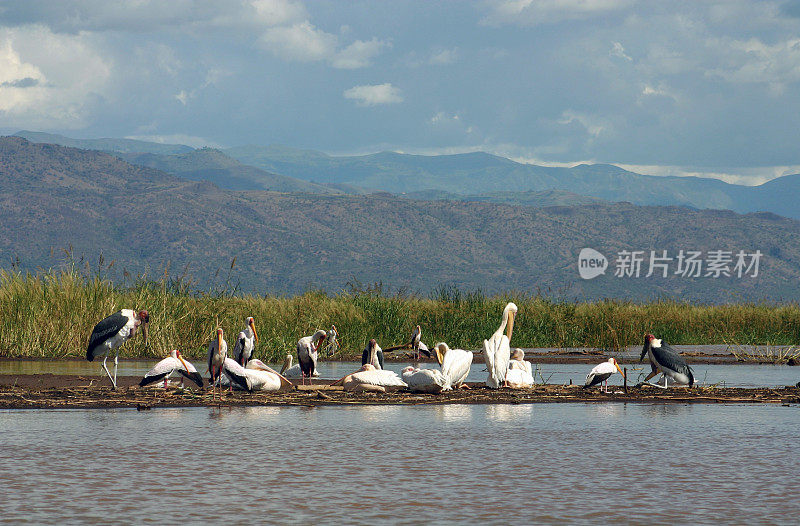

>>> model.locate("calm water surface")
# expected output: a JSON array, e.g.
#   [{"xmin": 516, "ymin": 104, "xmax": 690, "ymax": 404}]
[
  {"xmin": 1, "ymin": 403, "xmax": 798, "ymax": 524},
  {"xmin": 3, "ymin": 358, "xmax": 798, "ymax": 388}
]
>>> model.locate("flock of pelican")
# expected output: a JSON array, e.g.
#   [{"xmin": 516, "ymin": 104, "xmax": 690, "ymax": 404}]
[{"xmin": 87, "ymin": 302, "xmax": 696, "ymax": 393}]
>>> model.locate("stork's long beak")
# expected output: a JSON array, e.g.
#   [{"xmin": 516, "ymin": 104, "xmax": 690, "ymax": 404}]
[
  {"xmin": 314, "ymin": 335, "xmax": 326, "ymax": 352},
  {"xmin": 615, "ymin": 361, "xmax": 625, "ymax": 378},
  {"xmin": 217, "ymin": 332, "xmax": 223, "ymax": 350},
  {"xmin": 250, "ymin": 319, "xmax": 259, "ymax": 343},
  {"xmin": 506, "ymin": 312, "xmax": 515, "ymax": 341},
  {"xmin": 142, "ymin": 322, "xmax": 149, "ymax": 347},
  {"xmin": 177, "ymin": 353, "xmax": 190, "ymax": 373}
]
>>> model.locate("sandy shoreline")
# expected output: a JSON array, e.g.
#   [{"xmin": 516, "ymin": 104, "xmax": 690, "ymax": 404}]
[{"xmin": 1, "ymin": 374, "xmax": 798, "ymax": 409}]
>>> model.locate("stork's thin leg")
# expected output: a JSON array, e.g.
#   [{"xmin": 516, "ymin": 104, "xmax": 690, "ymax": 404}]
[
  {"xmin": 113, "ymin": 349, "xmax": 119, "ymax": 389},
  {"xmin": 101, "ymin": 355, "xmax": 115, "ymax": 388}
]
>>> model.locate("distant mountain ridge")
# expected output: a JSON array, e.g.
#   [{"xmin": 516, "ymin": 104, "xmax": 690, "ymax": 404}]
[
  {"xmin": 14, "ymin": 130, "xmax": 193, "ymax": 155},
  {"xmin": 224, "ymin": 145, "xmax": 800, "ymax": 219},
  {"xmin": 13, "ymin": 130, "xmax": 800, "ymax": 219},
  {"xmin": 2, "ymin": 135, "xmax": 799, "ymax": 302}
]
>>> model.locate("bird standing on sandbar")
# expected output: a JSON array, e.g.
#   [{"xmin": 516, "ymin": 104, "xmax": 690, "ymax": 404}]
[
  {"xmin": 484, "ymin": 302, "xmax": 517, "ymax": 388},
  {"xmin": 86, "ymin": 309, "xmax": 149, "ymax": 389},
  {"xmin": 139, "ymin": 349, "xmax": 203, "ymax": 389},
  {"xmin": 640, "ymin": 334, "xmax": 694, "ymax": 388},
  {"xmin": 297, "ymin": 329, "xmax": 327, "ymax": 385},
  {"xmin": 233, "ymin": 317, "xmax": 259, "ymax": 366},
  {"xmin": 207, "ymin": 328, "xmax": 227, "ymax": 398},
  {"xmin": 583, "ymin": 357, "xmax": 624, "ymax": 393}
]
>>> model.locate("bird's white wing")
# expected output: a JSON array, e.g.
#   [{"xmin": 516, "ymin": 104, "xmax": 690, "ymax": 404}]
[
  {"xmin": 140, "ymin": 356, "xmax": 178, "ymax": 385},
  {"xmin": 442, "ymin": 348, "xmax": 473, "ymax": 389},
  {"xmin": 403, "ymin": 368, "xmax": 446, "ymax": 393},
  {"xmin": 223, "ymin": 357, "xmax": 252, "ymax": 391},
  {"xmin": 483, "ymin": 339, "xmax": 495, "ymax": 382},
  {"xmin": 354, "ymin": 369, "xmax": 407, "ymax": 387}
]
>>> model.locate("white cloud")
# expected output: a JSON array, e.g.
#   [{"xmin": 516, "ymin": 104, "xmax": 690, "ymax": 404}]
[
  {"xmin": 0, "ymin": 26, "xmax": 111, "ymax": 129},
  {"xmin": 558, "ymin": 110, "xmax": 606, "ymax": 138},
  {"xmin": 706, "ymin": 37, "xmax": 800, "ymax": 87},
  {"xmin": 429, "ymin": 47, "xmax": 459, "ymax": 65},
  {"xmin": 258, "ymin": 21, "xmax": 337, "ymax": 61},
  {"xmin": 610, "ymin": 41, "xmax": 632, "ymax": 61},
  {"xmin": 331, "ymin": 38, "xmax": 390, "ymax": 69},
  {"xmin": 482, "ymin": 0, "xmax": 634, "ymax": 26},
  {"xmin": 343, "ymin": 83, "xmax": 403, "ymax": 106}
]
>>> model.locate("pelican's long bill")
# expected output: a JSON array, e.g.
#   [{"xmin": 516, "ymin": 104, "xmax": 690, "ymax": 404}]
[
  {"xmin": 506, "ymin": 311, "xmax": 515, "ymax": 341},
  {"xmin": 249, "ymin": 318, "xmax": 259, "ymax": 343}
]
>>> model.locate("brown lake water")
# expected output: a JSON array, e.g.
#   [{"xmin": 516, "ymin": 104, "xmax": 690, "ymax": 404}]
[{"xmin": 1, "ymin": 403, "xmax": 798, "ymax": 524}]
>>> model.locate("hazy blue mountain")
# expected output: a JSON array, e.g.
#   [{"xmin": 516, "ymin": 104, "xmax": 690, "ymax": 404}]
[
  {"xmin": 114, "ymin": 148, "xmax": 358, "ymax": 194},
  {"xmin": 225, "ymin": 145, "xmax": 800, "ymax": 218},
  {"xmin": 14, "ymin": 130, "xmax": 193, "ymax": 155}
]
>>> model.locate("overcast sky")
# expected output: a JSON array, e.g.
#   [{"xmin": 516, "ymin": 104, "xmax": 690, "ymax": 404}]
[{"xmin": 2, "ymin": 0, "xmax": 800, "ymax": 184}]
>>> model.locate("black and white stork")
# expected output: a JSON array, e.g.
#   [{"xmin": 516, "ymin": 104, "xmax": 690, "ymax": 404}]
[
  {"xmin": 86, "ymin": 309, "xmax": 149, "ymax": 389},
  {"xmin": 640, "ymin": 334, "xmax": 695, "ymax": 388},
  {"xmin": 409, "ymin": 325, "xmax": 422, "ymax": 361},
  {"xmin": 207, "ymin": 328, "xmax": 227, "ymax": 398},
  {"xmin": 584, "ymin": 357, "xmax": 625, "ymax": 393},
  {"xmin": 361, "ymin": 338, "xmax": 384, "ymax": 369},
  {"xmin": 297, "ymin": 329, "xmax": 327, "ymax": 385},
  {"xmin": 139, "ymin": 349, "xmax": 203, "ymax": 389},
  {"xmin": 233, "ymin": 317, "xmax": 259, "ymax": 366}
]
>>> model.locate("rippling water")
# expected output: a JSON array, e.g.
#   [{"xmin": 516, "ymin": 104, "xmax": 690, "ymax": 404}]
[{"xmin": 1, "ymin": 403, "xmax": 798, "ymax": 524}]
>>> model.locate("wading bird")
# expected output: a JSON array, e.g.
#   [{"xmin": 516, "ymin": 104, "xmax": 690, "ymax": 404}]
[
  {"xmin": 402, "ymin": 366, "xmax": 447, "ymax": 393},
  {"xmin": 583, "ymin": 357, "xmax": 624, "ymax": 393},
  {"xmin": 410, "ymin": 325, "xmax": 422, "ymax": 361},
  {"xmin": 484, "ymin": 302, "xmax": 517, "ymax": 388},
  {"xmin": 433, "ymin": 342, "xmax": 473, "ymax": 389},
  {"xmin": 139, "ymin": 349, "xmax": 203, "ymax": 389},
  {"xmin": 207, "ymin": 328, "xmax": 227, "ymax": 397},
  {"xmin": 233, "ymin": 317, "xmax": 259, "ymax": 366},
  {"xmin": 280, "ymin": 354, "xmax": 318, "ymax": 379},
  {"xmin": 297, "ymin": 329, "xmax": 327, "ymax": 385},
  {"xmin": 221, "ymin": 357, "xmax": 252, "ymax": 392},
  {"xmin": 337, "ymin": 364, "xmax": 406, "ymax": 393},
  {"xmin": 640, "ymin": 334, "xmax": 694, "ymax": 388},
  {"xmin": 506, "ymin": 348, "xmax": 534, "ymax": 388},
  {"xmin": 86, "ymin": 309, "xmax": 149, "ymax": 389},
  {"xmin": 362, "ymin": 339, "xmax": 384, "ymax": 369}
]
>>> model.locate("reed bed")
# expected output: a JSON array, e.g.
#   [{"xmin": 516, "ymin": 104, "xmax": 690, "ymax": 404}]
[{"xmin": 0, "ymin": 269, "xmax": 798, "ymax": 361}]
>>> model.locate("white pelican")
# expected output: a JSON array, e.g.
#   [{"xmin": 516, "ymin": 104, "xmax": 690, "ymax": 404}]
[
  {"xmin": 506, "ymin": 349, "xmax": 534, "ymax": 389},
  {"xmin": 402, "ymin": 366, "xmax": 447, "ymax": 393},
  {"xmin": 338, "ymin": 364, "xmax": 406, "ymax": 393},
  {"xmin": 233, "ymin": 317, "xmax": 259, "ymax": 366},
  {"xmin": 207, "ymin": 328, "xmax": 227, "ymax": 397},
  {"xmin": 640, "ymin": 334, "xmax": 694, "ymax": 388},
  {"xmin": 584, "ymin": 357, "xmax": 624, "ymax": 393},
  {"xmin": 86, "ymin": 309, "xmax": 149, "ymax": 389},
  {"xmin": 244, "ymin": 359, "xmax": 293, "ymax": 391},
  {"xmin": 297, "ymin": 329, "xmax": 327, "ymax": 385},
  {"xmin": 483, "ymin": 302, "xmax": 518, "ymax": 388},
  {"xmin": 361, "ymin": 339, "xmax": 384, "ymax": 369},
  {"xmin": 433, "ymin": 342, "xmax": 473, "ymax": 390},
  {"xmin": 139, "ymin": 349, "xmax": 203, "ymax": 389},
  {"xmin": 279, "ymin": 354, "xmax": 319, "ymax": 378}
]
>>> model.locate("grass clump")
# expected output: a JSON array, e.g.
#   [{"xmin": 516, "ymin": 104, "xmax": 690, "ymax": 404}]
[{"xmin": 0, "ymin": 268, "xmax": 798, "ymax": 361}]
